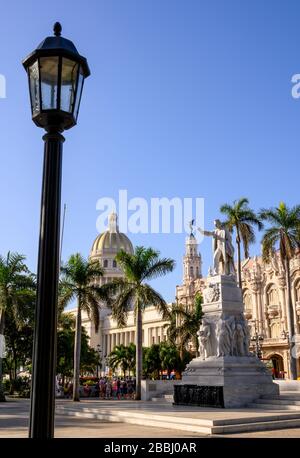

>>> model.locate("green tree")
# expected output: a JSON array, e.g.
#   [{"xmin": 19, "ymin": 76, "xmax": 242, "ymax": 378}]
[
  {"xmin": 109, "ymin": 344, "xmax": 129, "ymax": 377},
  {"xmin": 159, "ymin": 342, "xmax": 180, "ymax": 377},
  {"xmin": 126, "ymin": 343, "xmax": 136, "ymax": 376},
  {"xmin": 3, "ymin": 302, "xmax": 34, "ymax": 392},
  {"xmin": 56, "ymin": 313, "xmax": 75, "ymax": 385},
  {"xmin": 57, "ymin": 313, "xmax": 101, "ymax": 383},
  {"xmin": 59, "ymin": 253, "xmax": 104, "ymax": 401},
  {"xmin": 0, "ymin": 252, "xmax": 35, "ymax": 401},
  {"xmin": 165, "ymin": 293, "xmax": 203, "ymax": 357},
  {"xmin": 102, "ymin": 246, "xmax": 175, "ymax": 400},
  {"xmin": 220, "ymin": 198, "xmax": 263, "ymax": 288},
  {"xmin": 143, "ymin": 344, "xmax": 161, "ymax": 379},
  {"xmin": 259, "ymin": 202, "xmax": 300, "ymax": 380}
]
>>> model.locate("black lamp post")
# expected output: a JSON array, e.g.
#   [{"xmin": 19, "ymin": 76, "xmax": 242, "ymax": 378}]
[
  {"xmin": 96, "ymin": 344, "xmax": 102, "ymax": 378},
  {"xmin": 250, "ymin": 321, "xmax": 264, "ymax": 359},
  {"xmin": 22, "ymin": 22, "xmax": 90, "ymax": 439}
]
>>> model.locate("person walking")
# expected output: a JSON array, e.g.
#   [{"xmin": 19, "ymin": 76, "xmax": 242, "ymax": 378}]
[{"xmin": 105, "ymin": 379, "xmax": 112, "ymax": 399}]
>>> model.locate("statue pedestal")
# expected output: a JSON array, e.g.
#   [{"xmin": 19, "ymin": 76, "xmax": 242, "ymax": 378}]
[{"xmin": 174, "ymin": 275, "xmax": 279, "ymax": 408}]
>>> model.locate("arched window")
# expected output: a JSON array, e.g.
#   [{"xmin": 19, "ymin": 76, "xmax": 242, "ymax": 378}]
[
  {"xmin": 103, "ymin": 259, "xmax": 108, "ymax": 268},
  {"xmin": 266, "ymin": 285, "xmax": 279, "ymax": 305},
  {"xmin": 243, "ymin": 291, "xmax": 252, "ymax": 309},
  {"xmin": 112, "ymin": 260, "xmax": 117, "ymax": 268},
  {"xmin": 196, "ymin": 266, "xmax": 199, "ymax": 277},
  {"xmin": 190, "ymin": 266, "xmax": 194, "ymax": 277},
  {"xmin": 270, "ymin": 321, "xmax": 280, "ymax": 338}
]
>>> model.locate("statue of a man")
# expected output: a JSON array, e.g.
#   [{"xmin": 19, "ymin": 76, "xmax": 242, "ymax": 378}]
[{"xmin": 198, "ymin": 219, "xmax": 235, "ymax": 276}]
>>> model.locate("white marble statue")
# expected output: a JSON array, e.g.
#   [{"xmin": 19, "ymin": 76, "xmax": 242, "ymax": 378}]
[
  {"xmin": 216, "ymin": 319, "xmax": 231, "ymax": 356},
  {"xmin": 216, "ymin": 316, "xmax": 235, "ymax": 357},
  {"xmin": 198, "ymin": 318, "xmax": 214, "ymax": 360},
  {"xmin": 198, "ymin": 219, "xmax": 235, "ymax": 276},
  {"xmin": 233, "ymin": 322, "xmax": 246, "ymax": 356}
]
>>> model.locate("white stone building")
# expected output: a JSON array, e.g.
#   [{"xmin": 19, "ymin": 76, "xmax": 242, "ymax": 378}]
[{"xmin": 69, "ymin": 213, "xmax": 169, "ymax": 375}]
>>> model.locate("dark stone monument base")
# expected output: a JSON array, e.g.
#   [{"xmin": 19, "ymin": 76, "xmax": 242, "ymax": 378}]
[{"xmin": 173, "ymin": 384, "xmax": 224, "ymax": 408}]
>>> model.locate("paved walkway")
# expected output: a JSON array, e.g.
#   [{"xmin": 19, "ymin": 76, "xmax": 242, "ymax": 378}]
[{"xmin": 1, "ymin": 398, "xmax": 300, "ymax": 438}]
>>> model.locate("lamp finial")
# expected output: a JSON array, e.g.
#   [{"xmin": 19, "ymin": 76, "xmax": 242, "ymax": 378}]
[{"xmin": 53, "ymin": 22, "xmax": 62, "ymax": 37}]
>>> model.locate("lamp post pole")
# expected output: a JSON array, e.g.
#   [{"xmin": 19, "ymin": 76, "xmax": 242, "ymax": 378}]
[
  {"xmin": 251, "ymin": 320, "xmax": 264, "ymax": 359},
  {"xmin": 23, "ymin": 22, "xmax": 90, "ymax": 439},
  {"xmin": 29, "ymin": 131, "xmax": 64, "ymax": 438}
]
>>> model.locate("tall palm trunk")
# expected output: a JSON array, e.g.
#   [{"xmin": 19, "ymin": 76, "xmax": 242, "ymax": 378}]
[
  {"xmin": 135, "ymin": 303, "xmax": 142, "ymax": 400},
  {"xmin": 0, "ymin": 311, "xmax": 6, "ymax": 401},
  {"xmin": 236, "ymin": 229, "xmax": 242, "ymax": 288},
  {"xmin": 73, "ymin": 300, "xmax": 82, "ymax": 401},
  {"xmin": 285, "ymin": 258, "xmax": 298, "ymax": 380}
]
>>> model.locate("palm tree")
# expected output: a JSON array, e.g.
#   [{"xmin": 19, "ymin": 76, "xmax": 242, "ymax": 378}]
[
  {"xmin": 59, "ymin": 253, "xmax": 104, "ymax": 401},
  {"xmin": 166, "ymin": 293, "xmax": 203, "ymax": 357},
  {"xmin": 220, "ymin": 198, "xmax": 263, "ymax": 288},
  {"xmin": 0, "ymin": 252, "xmax": 35, "ymax": 402},
  {"xmin": 259, "ymin": 202, "xmax": 300, "ymax": 380},
  {"xmin": 126, "ymin": 343, "xmax": 136, "ymax": 376},
  {"xmin": 143, "ymin": 344, "xmax": 161, "ymax": 379},
  {"xmin": 159, "ymin": 342, "xmax": 180, "ymax": 378},
  {"xmin": 101, "ymin": 246, "xmax": 175, "ymax": 400},
  {"xmin": 109, "ymin": 344, "xmax": 129, "ymax": 377}
]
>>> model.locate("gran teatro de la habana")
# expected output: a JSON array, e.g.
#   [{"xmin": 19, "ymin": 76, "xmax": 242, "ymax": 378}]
[{"xmin": 72, "ymin": 213, "xmax": 300, "ymax": 379}]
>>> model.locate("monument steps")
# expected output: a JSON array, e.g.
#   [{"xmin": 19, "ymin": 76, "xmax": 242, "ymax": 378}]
[
  {"xmin": 261, "ymin": 392, "xmax": 300, "ymax": 401},
  {"xmin": 56, "ymin": 403, "xmax": 300, "ymax": 435},
  {"xmin": 249, "ymin": 402, "xmax": 300, "ymax": 411},
  {"xmin": 150, "ymin": 394, "xmax": 173, "ymax": 403}
]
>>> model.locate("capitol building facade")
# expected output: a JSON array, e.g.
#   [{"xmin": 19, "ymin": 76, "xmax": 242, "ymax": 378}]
[{"xmin": 72, "ymin": 214, "xmax": 300, "ymax": 378}]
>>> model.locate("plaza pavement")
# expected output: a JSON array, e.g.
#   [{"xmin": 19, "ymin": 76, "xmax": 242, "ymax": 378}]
[{"xmin": 1, "ymin": 398, "xmax": 300, "ymax": 438}]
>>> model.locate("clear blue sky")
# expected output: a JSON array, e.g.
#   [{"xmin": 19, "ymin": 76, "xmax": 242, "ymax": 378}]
[{"xmin": 0, "ymin": 0, "xmax": 300, "ymax": 302}]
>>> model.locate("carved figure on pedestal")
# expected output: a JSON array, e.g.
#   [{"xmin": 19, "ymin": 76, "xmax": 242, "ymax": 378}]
[
  {"xmin": 198, "ymin": 318, "xmax": 214, "ymax": 360},
  {"xmin": 198, "ymin": 220, "xmax": 235, "ymax": 276},
  {"xmin": 242, "ymin": 319, "xmax": 251, "ymax": 356},
  {"xmin": 232, "ymin": 322, "xmax": 246, "ymax": 356},
  {"xmin": 216, "ymin": 318, "xmax": 232, "ymax": 356}
]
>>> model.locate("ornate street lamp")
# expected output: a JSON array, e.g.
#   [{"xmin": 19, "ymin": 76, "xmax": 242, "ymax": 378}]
[
  {"xmin": 250, "ymin": 321, "xmax": 264, "ymax": 359},
  {"xmin": 281, "ymin": 329, "xmax": 290, "ymax": 343},
  {"xmin": 22, "ymin": 22, "xmax": 90, "ymax": 439}
]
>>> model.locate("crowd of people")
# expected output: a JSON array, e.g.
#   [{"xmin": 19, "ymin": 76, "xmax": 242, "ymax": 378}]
[
  {"xmin": 95, "ymin": 377, "xmax": 136, "ymax": 400},
  {"xmin": 62, "ymin": 377, "xmax": 136, "ymax": 400}
]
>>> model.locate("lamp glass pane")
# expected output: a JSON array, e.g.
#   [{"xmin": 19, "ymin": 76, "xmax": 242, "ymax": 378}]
[
  {"xmin": 40, "ymin": 56, "xmax": 59, "ymax": 110},
  {"xmin": 73, "ymin": 67, "xmax": 84, "ymax": 121},
  {"xmin": 60, "ymin": 58, "xmax": 78, "ymax": 113},
  {"xmin": 28, "ymin": 61, "xmax": 40, "ymax": 115}
]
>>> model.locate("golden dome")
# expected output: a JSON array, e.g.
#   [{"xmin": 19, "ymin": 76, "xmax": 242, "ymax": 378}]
[{"xmin": 91, "ymin": 213, "xmax": 134, "ymax": 256}]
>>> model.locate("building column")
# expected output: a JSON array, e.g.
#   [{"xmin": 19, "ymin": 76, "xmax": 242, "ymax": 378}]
[
  {"xmin": 279, "ymin": 286, "xmax": 287, "ymax": 332},
  {"xmin": 160, "ymin": 326, "xmax": 164, "ymax": 342},
  {"xmin": 257, "ymin": 290, "xmax": 264, "ymax": 335},
  {"xmin": 107, "ymin": 334, "xmax": 111, "ymax": 355},
  {"xmin": 130, "ymin": 330, "xmax": 135, "ymax": 343},
  {"xmin": 251, "ymin": 289, "xmax": 258, "ymax": 322},
  {"xmin": 155, "ymin": 327, "xmax": 158, "ymax": 344}
]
